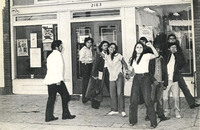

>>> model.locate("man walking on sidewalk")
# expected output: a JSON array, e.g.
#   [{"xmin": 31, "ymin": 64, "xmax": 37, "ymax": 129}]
[{"xmin": 44, "ymin": 40, "xmax": 76, "ymax": 122}]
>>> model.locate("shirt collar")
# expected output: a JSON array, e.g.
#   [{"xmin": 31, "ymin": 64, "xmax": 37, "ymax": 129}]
[
  {"xmin": 83, "ymin": 46, "xmax": 91, "ymax": 50},
  {"xmin": 53, "ymin": 50, "xmax": 60, "ymax": 53}
]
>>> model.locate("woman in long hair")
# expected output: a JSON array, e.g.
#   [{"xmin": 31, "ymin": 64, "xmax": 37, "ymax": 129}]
[
  {"xmin": 106, "ymin": 43, "xmax": 129, "ymax": 117},
  {"xmin": 129, "ymin": 41, "xmax": 159, "ymax": 128}
]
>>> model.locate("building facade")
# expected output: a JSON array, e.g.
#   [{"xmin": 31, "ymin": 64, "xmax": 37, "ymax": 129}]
[{"xmin": 1, "ymin": 0, "xmax": 200, "ymax": 97}]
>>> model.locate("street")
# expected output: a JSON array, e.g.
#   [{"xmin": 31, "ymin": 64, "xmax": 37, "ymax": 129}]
[{"xmin": 0, "ymin": 94, "xmax": 199, "ymax": 130}]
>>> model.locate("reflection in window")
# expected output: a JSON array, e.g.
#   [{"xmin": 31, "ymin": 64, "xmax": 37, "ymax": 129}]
[
  {"xmin": 136, "ymin": 3, "xmax": 193, "ymax": 76},
  {"xmin": 99, "ymin": 25, "xmax": 117, "ymax": 44}
]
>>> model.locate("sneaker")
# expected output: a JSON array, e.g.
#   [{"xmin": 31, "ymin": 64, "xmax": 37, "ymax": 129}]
[
  {"xmin": 107, "ymin": 111, "xmax": 119, "ymax": 115},
  {"xmin": 175, "ymin": 111, "xmax": 181, "ymax": 118},
  {"xmin": 121, "ymin": 112, "xmax": 127, "ymax": 117}
]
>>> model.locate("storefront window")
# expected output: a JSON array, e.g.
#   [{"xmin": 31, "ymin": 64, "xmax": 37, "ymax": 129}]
[
  {"xmin": 136, "ymin": 3, "xmax": 193, "ymax": 76},
  {"xmin": 99, "ymin": 25, "xmax": 117, "ymax": 44},
  {"xmin": 15, "ymin": 24, "xmax": 57, "ymax": 78}
]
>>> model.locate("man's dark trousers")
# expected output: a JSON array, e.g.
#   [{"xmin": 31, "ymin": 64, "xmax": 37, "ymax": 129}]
[
  {"xmin": 45, "ymin": 81, "xmax": 71, "ymax": 120},
  {"xmin": 81, "ymin": 63, "xmax": 93, "ymax": 102},
  {"xmin": 178, "ymin": 74, "xmax": 195, "ymax": 106}
]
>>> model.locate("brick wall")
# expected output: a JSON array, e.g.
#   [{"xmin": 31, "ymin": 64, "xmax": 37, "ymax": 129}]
[
  {"xmin": 2, "ymin": 0, "xmax": 12, "ymax": 94},
  {"xmin": 193, "ymin": 0, "xmax": 200, "ymax": 97}
]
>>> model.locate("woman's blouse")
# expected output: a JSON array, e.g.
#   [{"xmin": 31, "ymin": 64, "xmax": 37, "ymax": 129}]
[
  {"xmin": 106, "ymin": 53, "xmax": 123, "ymax": 81},
  {"xmin": 132, "ymin": 54, "xmax": 152, "ymax": 74}
]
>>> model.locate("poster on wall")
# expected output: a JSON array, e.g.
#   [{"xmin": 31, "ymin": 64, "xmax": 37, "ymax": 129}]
[
  {"xmin": 42, "ymin": 24, "xmax": 53, "ymax": 43},
  {"xmin": 17, "ymin": 39, "xmax": 28, "ymax": 56},
  {"xmin": 139, "ymin": 26, "xmax": 153, "ymax": 42},
  {"xmin": 79, "ymin": 35, "xmax": 90, "ymax": 43},
  {"xmin": 30, "ymin": 33, "xmax": 37, "ymax": 48},
  {"xmin": 30, "ymin": 48, "xmax": 41, "ymax": 68}
]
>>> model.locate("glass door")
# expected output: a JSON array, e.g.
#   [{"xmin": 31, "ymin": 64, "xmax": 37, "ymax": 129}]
[
  {"xmin": 95, "ymin": 20, "xmax": 122, "ymax": 53},
  {"xmin": 71, "ymin": 20, "xmax": 122, "ymax": 94},
  {"xmin": 71, "ymin": 22, "xmax": 94, "ymax": 94}
]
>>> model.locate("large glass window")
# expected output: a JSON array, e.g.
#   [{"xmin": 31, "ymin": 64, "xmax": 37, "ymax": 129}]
[
  {"xmin": 15, "ymin": 25, "xmax": 57, "ymax": 78},
  {"xmin": 136, "ymin": 3, "xmax": 193, "ymax": 76}
]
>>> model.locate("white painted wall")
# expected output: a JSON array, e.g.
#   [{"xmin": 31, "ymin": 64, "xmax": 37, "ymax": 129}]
[
  {"xmin": 121, "ymin": 7, "xmax": 137, "ymax": 96},
  {"xmin": 0, "ymin": 0, "xmax": 5, "ymax": 88},
  {"xmin": 58, "ymin": 11, "xmax": 73, "ymax": 94}
]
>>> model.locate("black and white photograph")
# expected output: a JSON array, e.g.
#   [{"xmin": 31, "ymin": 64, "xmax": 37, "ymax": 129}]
[{"xmin": 0, "ymin": 0, "xmax": 200, "ymax": 130}]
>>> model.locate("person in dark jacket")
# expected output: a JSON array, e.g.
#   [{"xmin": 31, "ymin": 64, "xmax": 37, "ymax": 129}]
[
  {"xmin": 86, "ymin": 41, "xmax": 110, "ymax": 109},
  {"xmin": 163, "ymin": 41, "xmax": 184, "ymax": 118},
  {"xmin": 139, "ymin": 37, "xmax": 169, "ymax": 121},
  {"xmin": 165, "ymin": 34, "xmax": 199, "ymax": 109},
  {"xmin": 145, "ymin": 43, "xmax": 170, "ymax": 121}
]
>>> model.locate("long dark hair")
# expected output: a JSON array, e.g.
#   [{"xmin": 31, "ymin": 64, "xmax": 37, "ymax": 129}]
[
  {"xmin": 98, "ymin": 41, "xmax": 109, "ymax": 53},
  {"xmin": 130, "ymin": 42, "xmax": 145, "ymax": 66},
  {"xmin": 108, "ymin": 43, "xmax": 118, "ymax": 60}
]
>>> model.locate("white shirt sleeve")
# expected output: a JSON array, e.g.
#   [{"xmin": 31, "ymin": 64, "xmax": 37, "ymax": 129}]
[{"xmin": 79, "ymin": 48, "xmax": 86, "ymax": 62}]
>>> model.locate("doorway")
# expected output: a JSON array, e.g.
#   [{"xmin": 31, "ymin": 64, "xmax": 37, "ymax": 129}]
[{"xmin": 71, "ymin": 20, "xmax": 122, "ymax": 94}]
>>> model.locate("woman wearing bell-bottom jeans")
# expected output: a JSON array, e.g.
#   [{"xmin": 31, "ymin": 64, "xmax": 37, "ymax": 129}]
[{"xmin": 129, "ymin": 73, "xmax": 157, "ymax": 126}]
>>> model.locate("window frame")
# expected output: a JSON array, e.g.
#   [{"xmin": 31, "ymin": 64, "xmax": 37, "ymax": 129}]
[{"xmin": 34, "ymin": 0, "xmax": 58, "ymax": 4}]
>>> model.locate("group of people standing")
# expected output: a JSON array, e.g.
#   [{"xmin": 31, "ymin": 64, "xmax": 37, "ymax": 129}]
[
  {"xmin": 79, "ymin": 38, "xmax": 129, "ymax": 117},
  {"xmin": 43, "ymin": 33, "xmax": 199, "ymax": 129}
]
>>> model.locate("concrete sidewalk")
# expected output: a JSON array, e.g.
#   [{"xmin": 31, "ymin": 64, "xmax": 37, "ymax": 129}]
[{"xmin": 0, "ymin": 94, "xmax": 199, "ymax": 130}]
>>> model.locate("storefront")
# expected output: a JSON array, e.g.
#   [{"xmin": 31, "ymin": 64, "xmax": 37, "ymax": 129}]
[{"xmin": 10, "ymin": 0, "xmax": 197, "ymax": 96}]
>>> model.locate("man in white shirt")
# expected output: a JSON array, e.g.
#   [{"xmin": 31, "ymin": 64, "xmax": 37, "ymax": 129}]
[
  {"xmin": 44, "ymin": 40, "xmax": 75, "ymax": 122},
  {"xmin": 79, "ymin": 37, "xmax": 94, "ymax": 103}
]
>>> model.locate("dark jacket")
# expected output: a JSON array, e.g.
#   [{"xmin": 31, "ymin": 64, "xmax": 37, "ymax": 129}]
[
  {"xmin": 149, "ymin": 56, "xmax": 168, "ymax": 87},
  {"xmin": 92, "ymin": 53, "xmax": 105, "ymax": 77},
  {"xmin": 163, "ymin": 49, "xmax": 186, "ymax": 82},
  {"xmin": 86, "ymin": 52, "xmax": 109, "ymax": 102}
]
